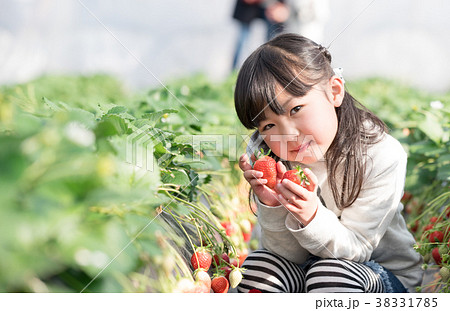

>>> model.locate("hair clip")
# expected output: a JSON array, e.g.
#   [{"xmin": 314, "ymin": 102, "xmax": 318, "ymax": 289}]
[{"xmin": 333, "ymin": 67, "xmax": 345, "ymax": 84}]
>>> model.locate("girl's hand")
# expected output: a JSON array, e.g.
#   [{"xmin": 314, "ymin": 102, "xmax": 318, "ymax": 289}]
[
  {"xmin": 276, "ymin": 168, "xmax": 319, "ymax": 226},
  {"xmin": 239, "ymin": 153, "xmax": 286, "ymax": 206}
]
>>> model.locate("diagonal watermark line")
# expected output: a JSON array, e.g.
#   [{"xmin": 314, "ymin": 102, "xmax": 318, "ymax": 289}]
[
  {"xmin": 76, "ymin": 0, "xmax": 199, "ymax": 122},
  {"xmin": 80, "ymin": 175, "xmax": 199, "ymax": 293},
  {"xmin": 326, "ymin": 0, "xmax": 378, "ymax": 49},
  {"xmin": 251, "ymin": 0, "xmax": 378, "ymax": 124}
]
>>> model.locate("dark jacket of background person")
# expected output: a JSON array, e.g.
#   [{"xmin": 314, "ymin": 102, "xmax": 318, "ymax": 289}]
[{"xmin": 233, "ymin": 0, "xmax": 286, "ymax": 24}]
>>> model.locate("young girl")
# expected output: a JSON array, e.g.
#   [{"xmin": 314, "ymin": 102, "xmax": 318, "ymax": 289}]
[{"xmin": 235, "ymin": 33, "xmax": 423, "ymax": 293}]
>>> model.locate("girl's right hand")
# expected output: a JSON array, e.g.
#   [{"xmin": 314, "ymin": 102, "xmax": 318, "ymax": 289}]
[{"xmin": 239, "ymin": 153, "xmax": 286, "ymax": 206}]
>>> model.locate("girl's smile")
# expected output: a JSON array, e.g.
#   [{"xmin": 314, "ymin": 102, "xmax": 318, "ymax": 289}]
[
  {"xmin": 257, "ymin": 78, "xmax": 344, "ymax": 164},
  {"xmin": 291, "ymin": 141, "xmax": 310, "ymax": 153}
]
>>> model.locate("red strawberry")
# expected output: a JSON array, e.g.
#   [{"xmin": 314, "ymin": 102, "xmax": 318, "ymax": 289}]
[
  {"xmin": 230, "ymin": 257, "xmax": 238, "ymax": 268},
  {"xmin": 213, "ymin": 253, "xmax": 230, "ymax": 266},
  {"xmin": 194, "ymin": 269, "xmax": 211, "ymax": 291},
  {"xmin": 429, "ymin": 231, "xmax": 444, "ymax": 243},
  {"xmin": 220, "ymin": 265, "xmax": 232, "ymax": 280},
  {"xmin": 220, "ymin": 221, "xmax": 238, "ymax": 236},
  {"xmin": 282, "ymin": 165, "xmax": 309, "ymax": 187},
  {"xmin": 430, "ymin": 216, "xmax": 442, "ymax": 224},
  {"xmin": 249, "ymin": 289, "xmax": 262, "ymax": 293},
  {"xmin": 211, "ymin": 276, "xmax": 229, "ymax": 293},
  {"xmin": 423, "ymin": 223, "xmax": 434, "ymax": 232},
  {"xmin": 238, "ymin": 250, "xmax": 248, "ymax": 266},
  {"xmin": 401, "ymin": 191, "xmax": 413, "ymax": 203},
  {"xmin": 253, "ymin": 149, "xmax": 277, "ymax": 189},
  {"xmin": 409, "ymin": 220, "xmax": 419, "ymax": 233},
  {"xmin": 229, "ymin": 250, "xmax": 248, "ymax": 268},
  {"xmin": 190, "ymin": 248, "xmax": 212, "ymax": 271},
  {"xmin": 432, "ymin": 247, "xmax": 442, "ymax": 266},
  {"xmin": 242, "ymin": 232, "xmax": 252, "ymax": 242},
  {"xmin": 240, "ymin": 219, "xmax": 253, "ymax": 242}
]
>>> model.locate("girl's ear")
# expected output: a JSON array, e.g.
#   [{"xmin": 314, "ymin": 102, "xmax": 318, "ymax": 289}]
[{"xmin": 329, "ymin": 76, "xmax": 345, "ymax": 107}]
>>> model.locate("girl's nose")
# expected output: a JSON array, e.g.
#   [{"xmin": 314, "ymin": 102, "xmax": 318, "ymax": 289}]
[{"xmin": 279, "ymin": 120, "xmax": 301, "ymax": 139}]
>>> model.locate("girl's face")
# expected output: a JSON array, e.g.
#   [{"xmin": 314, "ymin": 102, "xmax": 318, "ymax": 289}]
[{"xmin": 257, "ymin": 77, "xmax": 344, "ymax": 164}]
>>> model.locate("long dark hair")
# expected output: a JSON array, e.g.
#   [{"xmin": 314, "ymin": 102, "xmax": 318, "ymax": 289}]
[{"xmin": 235, "ymin": 33, "xmax": 387, "ymax": 209}]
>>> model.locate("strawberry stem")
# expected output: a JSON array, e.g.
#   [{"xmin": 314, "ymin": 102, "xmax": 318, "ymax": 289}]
[
  {"xmin": 254, "ymin": 147, "xmax": 272, "ymax": 160},
  {"xmin": 295, "ymin": 165, "xmax": 310, "ymax": 185},
  {"xmin": 166, "ymin": 208, "xmax": 200, "ymax": 272}
]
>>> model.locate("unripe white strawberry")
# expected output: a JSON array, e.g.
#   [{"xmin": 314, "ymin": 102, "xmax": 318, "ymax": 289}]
[
  {"xmin": 439, "ymin": 267, "xmax": 450, "ymax": 282},
  {"xmin": 240, "ymin": 219, "xmax": 252, "ymax": 233},
  {"xmin": 194, "ymin": 268, "xmax": 211, "ymax": 290},
  {"xmin": 229, "ymin": 268, "xmax": 243, "ymax": 288}
]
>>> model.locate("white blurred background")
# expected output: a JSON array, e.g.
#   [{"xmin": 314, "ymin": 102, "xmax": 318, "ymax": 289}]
[{"xmin": 0, "ymin": 0, "xmax": 448, "ymax": 92}]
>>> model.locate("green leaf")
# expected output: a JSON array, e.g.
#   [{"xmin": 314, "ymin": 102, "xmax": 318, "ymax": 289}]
[
  {"xmin": 437, "ymin": 153, "xmax": 450, "ymax": 181},
  {"xmin": 408, "ymin": 141, "xmax": 440, "ymax": 155},
  {"xmin": 161, "ymin": 169, "xmax": 190, "ymax": 186},
  {"xmin": 437, "ymin": 165, "xmax": 450, "ymax": 181},
  {"xmin": 189, "ymin": 124, "xmax": 202, "ymax": 132},
  {"xmin": 418, "ymin": 112, "xmax": 444, "ymax": 144},
  {"xmin": 44, "ymin": 97, "xmax": 66, "ymax": 112},
  {"xmin": 107, "ymin": 106, "xmax": 128, "ymax": 114},
  {"xmin": 141, "ymin": 109, "xmax": 178, "ymax": 125},
  {"xmin": 95, "ymin": 115, "xmax": 129, "ymax": 138}
]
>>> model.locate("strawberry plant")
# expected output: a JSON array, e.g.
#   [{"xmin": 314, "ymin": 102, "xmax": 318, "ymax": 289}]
[
  {"xmin": 0, "ymin": 73, "xmax": 255, "ymax": 293},
  {"xmin": 349, "ymin": 78, "xmax": 450, "ymax": 292},
  {"xmin": 0, "ymin": 75, "xmax": 448, "ymax": 293}
]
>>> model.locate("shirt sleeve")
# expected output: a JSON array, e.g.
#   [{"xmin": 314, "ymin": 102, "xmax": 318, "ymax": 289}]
[{"xmin": 285, "ymin": 135, "xmax": 407, "ymax": 262}]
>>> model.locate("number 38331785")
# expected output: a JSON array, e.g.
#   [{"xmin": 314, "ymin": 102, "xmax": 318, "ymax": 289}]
[{"xmin": 375, "ymin": 297, "xmax": 438, "ymax": 308}]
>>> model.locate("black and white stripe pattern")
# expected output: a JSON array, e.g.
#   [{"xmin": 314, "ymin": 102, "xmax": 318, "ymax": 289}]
[
  {"xmin": 237, "ymin": 250, "xmax": 385, "ymax": 293},
  {"xmin": 306, "ymin": 259, "xmax": 384, "ymax": 293},
  {"xmin": 237, "ymin": 249, "xmax": 306, "ymax": 293}
]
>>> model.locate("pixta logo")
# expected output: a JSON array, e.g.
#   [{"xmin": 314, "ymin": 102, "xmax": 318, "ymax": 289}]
[{"xmin": 126, "ymin": 125, "xmax": 171, "ymax": 172}]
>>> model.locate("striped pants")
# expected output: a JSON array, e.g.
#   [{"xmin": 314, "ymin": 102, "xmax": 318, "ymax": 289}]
[{"xmin": 237, "ymin": 249, "xmax": 385, "ymax": 293}]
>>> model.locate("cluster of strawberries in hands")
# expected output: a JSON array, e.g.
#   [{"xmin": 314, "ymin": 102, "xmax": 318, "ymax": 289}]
[{"xmin": 239, "ymin": 148, "xmax": 319, "ymax": 227}]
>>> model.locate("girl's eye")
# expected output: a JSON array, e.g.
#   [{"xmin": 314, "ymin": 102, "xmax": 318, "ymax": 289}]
[
  {"xmin": 290, "ymin": 105, "xmax": 302, "ymax": 115},
  {"xmin": 262, "ymin": 124, "xmax": 274, "ymax": 131}
]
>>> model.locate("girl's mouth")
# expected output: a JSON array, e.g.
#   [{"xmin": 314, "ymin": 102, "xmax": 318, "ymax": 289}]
[{"xmin": 292, "ymin": 141, "xmax": 311, "ymax": 153}]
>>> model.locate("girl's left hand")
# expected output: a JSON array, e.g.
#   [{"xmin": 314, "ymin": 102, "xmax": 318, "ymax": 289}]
[{"xmin": 276, "ymin": 165, "xmax": 319, "ymax": 227}]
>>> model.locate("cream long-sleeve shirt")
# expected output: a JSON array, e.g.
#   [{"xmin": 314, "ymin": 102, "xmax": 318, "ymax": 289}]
[{"xmin": 248, "ymin": 131, "xmax": 423, "ymax": 292}]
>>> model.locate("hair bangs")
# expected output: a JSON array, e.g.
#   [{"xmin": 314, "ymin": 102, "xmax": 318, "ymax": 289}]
[{"xmin": 235, "ymin": 50, "xmax": 285, "ymax": 129}]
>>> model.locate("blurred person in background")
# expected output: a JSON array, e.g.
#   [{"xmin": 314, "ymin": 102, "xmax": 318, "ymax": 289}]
[
  {"xmin": 285, "ymin": 0, "xmax": 330, "ymax": 44},
  {"xmin": 231, "ymin": 0, "xmax": 290, "ymax": 71}
]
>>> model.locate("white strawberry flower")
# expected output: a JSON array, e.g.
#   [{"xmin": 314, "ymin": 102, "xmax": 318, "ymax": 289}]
[
  {"xmin": 430, "ymin": 100, "xmax": 444, "ymax": 110},
  {"xmin": 65, "ymin": 121, "xmax": 95, "ymax": 147}
]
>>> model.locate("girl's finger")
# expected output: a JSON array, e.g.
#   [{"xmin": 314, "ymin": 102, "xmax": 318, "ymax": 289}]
[
  {"xmin": 249, "ymin": 178, "xmax": 268, "ymax": 188},
  {"xmin": 279, "ymin": 179, "xmax": 308, "ymax": 200},
  {"xmin": 243, "ymin": 170, "xmax": 263, "ymax": 181},
  {"xmin": 239, "ymin": 154, "xmax": 252, "ymax": 171},
  {"xmin": 303, "ymin": 168, "xmax": 318, "ymax": 192},
  {"xmin": 277, "ymin": 194, "xmax": 298, "ymax": 211},
  {"xmin": 276, "ymin": 161, "xmax": 287, "ymax": 179},
  {"xmin": 277, "ymin": 182, "xmax": 305, "ymax": 203}
]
